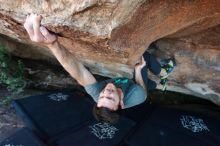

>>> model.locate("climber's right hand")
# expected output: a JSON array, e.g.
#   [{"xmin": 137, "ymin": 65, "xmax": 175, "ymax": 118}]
[{"xmin": 23, "ymin": 13, "xmax": 57, "ymax": 45}]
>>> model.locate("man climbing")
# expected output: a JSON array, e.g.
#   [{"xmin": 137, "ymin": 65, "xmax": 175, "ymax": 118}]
[{"xmin": 23, "ymin": 13, "xmax": 175, "ymax": 123}]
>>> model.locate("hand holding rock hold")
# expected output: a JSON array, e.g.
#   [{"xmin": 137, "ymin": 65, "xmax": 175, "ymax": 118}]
[{"xmin": 23, "ymin": 13, "xmax": 57, "ymax": 45}]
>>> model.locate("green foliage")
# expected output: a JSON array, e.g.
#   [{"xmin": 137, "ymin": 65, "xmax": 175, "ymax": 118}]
[{"xmin": 0, "ymin": 46, "xmax": 26, "ymax": 105}]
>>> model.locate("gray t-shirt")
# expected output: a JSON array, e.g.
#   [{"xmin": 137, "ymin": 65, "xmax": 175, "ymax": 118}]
[{"xmin": 84, "ymin": 78, "xmax": 147, "ymax": 108}]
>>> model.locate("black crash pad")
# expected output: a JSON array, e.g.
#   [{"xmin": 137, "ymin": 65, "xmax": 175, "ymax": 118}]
[
  {"xmin": 12, "ymin": 91, "xmax": 95, "ymax": 141},
  {"xmin": 12, "ymin": 91, "xmax": 141, "ymax": 146},
  {"xmin": 55, "ymin": 116, "xmax": 135, "ymax": 146},
  {"xmin": 124, "ymin": 107, "xmax": 220, "ymax": 146},
  {"xmin": 0, "ymin": 128, "xmax": 45, "ymax": 146}
]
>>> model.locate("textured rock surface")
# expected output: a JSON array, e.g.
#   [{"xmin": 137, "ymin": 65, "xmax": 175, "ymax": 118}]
[
  {"xmin": 0, "ymin": 0, "xmax": 220, "ymax": 105},
  {"xmin": 0, "ymin": 104, "xmax": 24, "ymax": 143},
  {"xmin": 151, "ymin": 24, "xmax": 220, "ymax": 105}
]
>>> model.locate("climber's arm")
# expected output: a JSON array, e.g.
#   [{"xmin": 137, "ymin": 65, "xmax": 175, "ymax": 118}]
[
  {"xmin": 134, "ymin": 56, "xmax": 147, "ymax": 91},
  {"xmin": 23, "ymin": 13, "xmax": 97, "ymax": 87},
  {"xmin": 47, "ymin": 42, "xmax": 97, "ymax": 86}
]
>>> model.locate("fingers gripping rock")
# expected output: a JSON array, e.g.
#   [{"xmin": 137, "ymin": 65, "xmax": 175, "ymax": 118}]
[
  {"xmin": 24, "ymin": 13, "xmax": 57, "ymax": 44},
  {"xmin": 40, "ymin": 26, "xmax": 57, "ymax": 44}
]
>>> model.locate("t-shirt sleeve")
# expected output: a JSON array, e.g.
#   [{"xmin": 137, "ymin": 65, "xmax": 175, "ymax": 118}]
[
  {"xmin": 84, "ymin": 80, "xmax": 111, "ymax": 102},
  {"xmin": 124, "ymin": 85, "xmax": 147, "ymax": 108},
  {"xmin": 84, "ymin": 82, "xmax": 102, "ymax": 102}
]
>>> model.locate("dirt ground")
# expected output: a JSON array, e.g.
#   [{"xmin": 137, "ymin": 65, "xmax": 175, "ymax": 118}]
[
  {"xmin": 0, "ymin": 105, "xmax": 24, "ymax": 142},
  {"xmin": 0, "ymin": 88, "xmax": 47, "ymax": 143}
]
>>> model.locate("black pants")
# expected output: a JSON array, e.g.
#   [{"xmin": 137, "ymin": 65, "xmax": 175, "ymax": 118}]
[{"xmin": 142, "ymin": 52, "xmax": 161, "ymax": 91}]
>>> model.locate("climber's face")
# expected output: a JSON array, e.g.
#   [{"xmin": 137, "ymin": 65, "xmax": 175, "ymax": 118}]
[{"xmin": 97, "ymin": 83, "xmax": 120, "ymax": 111}]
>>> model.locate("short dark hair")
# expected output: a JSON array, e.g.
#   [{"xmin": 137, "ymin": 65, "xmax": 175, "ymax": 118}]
[{"xmin": 93, "ymin": 105, "xmax": 119, "ymax": 124}]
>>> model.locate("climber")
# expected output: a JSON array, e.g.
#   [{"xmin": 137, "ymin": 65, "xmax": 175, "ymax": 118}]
[{"xmin": 23, "ymin": 13, "xmax": 175, "ymax": 123}]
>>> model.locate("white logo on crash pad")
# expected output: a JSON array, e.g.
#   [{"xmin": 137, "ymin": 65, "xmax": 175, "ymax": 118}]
[
  {"xmin": 48, "ymin": 93, "xmax": 69, "ymax": 101},
  {"xmin": 180, "ymin": 115, "xmax": 209, "ymax": 133},
  {"xmin": 89, "ymin": 122, "xmax": 118, "ymax": 139}
]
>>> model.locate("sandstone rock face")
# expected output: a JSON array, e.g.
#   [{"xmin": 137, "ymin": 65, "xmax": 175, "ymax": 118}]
[
  {"xmin": 0, "ymin": 0, "xmax": 220, "ymax": 105},
  {"xmin": 152, "ymin": 25, "xmax": 220, "ymax": 105}
]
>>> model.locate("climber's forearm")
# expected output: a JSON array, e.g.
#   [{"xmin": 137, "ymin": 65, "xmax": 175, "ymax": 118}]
[
  {"xmin": 47, "ymin": 41, "xmax": 97, "ymax": 86},
  {"xmin": 135, "ymin": 68, "xmax": 147, "ymax": 91},
  {"xmin": 47, "ymin": 41, "xmax": 84, "ymax": 83}
]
